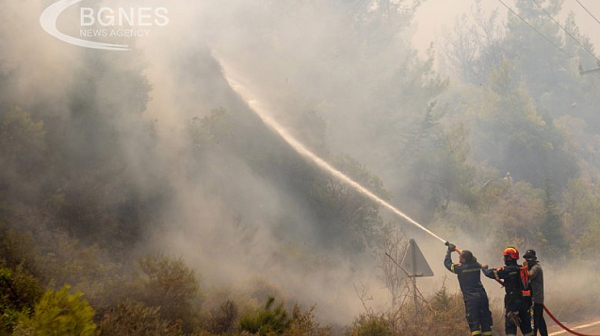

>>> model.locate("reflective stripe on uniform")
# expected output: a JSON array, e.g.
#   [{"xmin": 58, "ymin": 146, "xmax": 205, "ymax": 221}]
[
  {"xmin": 471, "ymin": 331, "xmax": 482, "ymax": 335},
  {"xmin": 451, "ymin": 264, "xmax": 455, "ymax": 273},
  {"xmin": 482, "ymin": 332, "xmax": 492, "ymax": 336}
]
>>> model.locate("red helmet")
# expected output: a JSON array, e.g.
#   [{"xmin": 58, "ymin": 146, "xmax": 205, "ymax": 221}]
[{"xmin": 503, "ymin": 246, "xmax": 519, "ymax": 260}]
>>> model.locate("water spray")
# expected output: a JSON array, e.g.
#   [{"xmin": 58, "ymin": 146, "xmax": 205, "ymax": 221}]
[
  {"xmin": 213, "ymin": 56, "xmax": 600, "ymax": 335},
  {"xmin": 213, "ymin": 53, "xmax": 446, "ymax": 244}
]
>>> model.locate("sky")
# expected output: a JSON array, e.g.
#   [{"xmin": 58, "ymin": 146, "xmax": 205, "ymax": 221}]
[{"xmin": 413, "ymin": 0, "xmax": 600, "ymax": 60}]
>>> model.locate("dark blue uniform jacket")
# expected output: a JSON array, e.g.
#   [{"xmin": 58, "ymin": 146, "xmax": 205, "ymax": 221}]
[
  {"xmin": 482, "ymin": 262, "xmax": 523, "ymax": 303},
  {"xmin": 444, "ymin": 252, "xmax": 487, "ymax": 301}
]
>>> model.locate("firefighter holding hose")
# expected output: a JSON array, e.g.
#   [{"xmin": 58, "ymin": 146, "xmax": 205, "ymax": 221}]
[
  {"xmin": 444, "ymin": 242, "xmax": 493, "ymax": 336},
  {"xmin": 482, "ymin": 247, "xmax": 533, "ymax": 336}
]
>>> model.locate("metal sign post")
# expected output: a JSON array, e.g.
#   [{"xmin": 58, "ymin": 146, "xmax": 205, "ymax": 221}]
[{"xmin": 401, "ymin": 239, "xmax": 434, "ymax": 314}]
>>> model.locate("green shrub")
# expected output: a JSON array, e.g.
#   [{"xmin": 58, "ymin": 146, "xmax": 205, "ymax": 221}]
[
  {"xmin": 0, "ymin": 225, "xmax": 39, "ymax": 279},
  {"xmin": 349, "ymin": 314, "xmax": 392, "ymax": 336},
  {"xmin": 0, "ymin": 267, "xmax": 43, "ymax": 335},
  {"xmin": 240, "ymin": 296, "xmax": 292, "ymax": 335},
  {"xmin": 13, "ymin": 286, "xmax": 96, "ymax": 336}
]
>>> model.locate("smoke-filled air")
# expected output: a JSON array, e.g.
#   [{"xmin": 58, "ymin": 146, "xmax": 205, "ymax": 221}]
[{"xmin": 1, "ymin": 0, "xmax": 600, "ymax": 335}]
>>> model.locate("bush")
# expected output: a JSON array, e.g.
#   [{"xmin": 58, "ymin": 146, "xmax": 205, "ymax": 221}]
[
  {"xmin": 286, "ymin": 304, "xmax": 331, "ymax": 336},
  {"xmin": 0, "ymin": 225, "xmax": 39, "ymax": 279},
  {"xmin": 208, "ymin": 300, "xmax": 238, "ymax": 334},
  {"xmin": 0, "ymin": 267, "xmax": 43, "ymax": 335},
  {"xmin": 349, "ymin": 314, "xmax": 392, "ymax": 336},
  {"xmin": 13, "ymin": 286, "xmax": 96, "ymax": 336},
  {"xmin": 240, "ymin": 296, "xmax": 292, "ymax": 335},
  {"xmin": 136, "ymin": 254, "xmax": 202, "ymax": 332},
  {"xmin": 98, "ymin": 300, "xmax": 180, "ymax": 336},
  {"xmin": 389, "ymin": 285, "xmax": 503, "ymax": 336}
]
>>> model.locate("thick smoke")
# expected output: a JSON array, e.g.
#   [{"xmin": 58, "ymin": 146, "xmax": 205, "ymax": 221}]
[{"xmin": 2, "ymin": 0, "xmax": 599, "ymax": 327}]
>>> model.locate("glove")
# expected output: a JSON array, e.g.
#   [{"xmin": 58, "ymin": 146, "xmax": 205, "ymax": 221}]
[{"xmin": 447, "ymin": 243, "xmax": 456, "ymax": 252}]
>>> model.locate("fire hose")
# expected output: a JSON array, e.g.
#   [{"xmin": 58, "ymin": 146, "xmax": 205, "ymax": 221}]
[
  {"xmin": 543, "ymin": 305, "xmax": 600, "ymax": 336},
  {"xmin": 445, "ymin": 242, "xmax": 600, "ymax": 336},
  {"xmin": 219, "ymin": 58, "xmax": 599, "ymax": 336}
]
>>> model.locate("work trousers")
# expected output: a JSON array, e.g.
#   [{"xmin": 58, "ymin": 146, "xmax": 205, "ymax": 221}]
[
  {"xmin": 464, "ymin": 294, "xmax": 493, "ymax": 336},
  {"xmin": 533, "ymin": 303, "xmax": 548, "ymax": 336},
  {"xmin": 505, "ymin": 298, "xmax": 533, "ymax": 336}
]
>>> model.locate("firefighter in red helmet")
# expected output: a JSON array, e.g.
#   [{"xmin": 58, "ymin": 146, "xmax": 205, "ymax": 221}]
[{"xmin": 482, "ymin": 247, "xmax": 533, "ymax": 336}]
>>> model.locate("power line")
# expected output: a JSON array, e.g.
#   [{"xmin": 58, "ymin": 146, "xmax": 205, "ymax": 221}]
[
  {"xmin": 575, "ymin": 0, "xmax": 600, "ymax": 26},
  {"xmin": 495, "ymin": 0, "xmax": 567, "ymax": 55},
  {"xmin": 531, "ymin": 0, "xmax": 600, "ymax": 62}
]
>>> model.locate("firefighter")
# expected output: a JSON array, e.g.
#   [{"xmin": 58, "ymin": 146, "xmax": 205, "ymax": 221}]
[
  {"xmin": 523, "ymin": 250, "xmax": 548, "ymax": 336},
  {"xmin": 482, "ymin": 247, "xmax": 533, "ymax": 336},
  {"xmin": 444, "ymin": 243, "xmax": 493, "ymax": 336}
]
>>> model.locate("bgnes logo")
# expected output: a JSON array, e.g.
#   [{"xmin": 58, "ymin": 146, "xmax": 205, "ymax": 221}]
[{"xmin": 40, "ymin": 0, "xmax": 169, "ymax": 51}]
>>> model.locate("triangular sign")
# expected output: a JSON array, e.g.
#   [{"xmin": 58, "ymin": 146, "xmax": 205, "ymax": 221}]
[{"xmin": 401, "ymin": 239, "xmax": 434, "ymax": 277}]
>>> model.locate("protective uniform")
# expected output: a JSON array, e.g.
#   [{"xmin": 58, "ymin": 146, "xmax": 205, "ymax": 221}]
[
  {"xmin": 444, "ymin": 247, "xmax": 493, "ymax": 336},
  {"xmin": 483, "ymin": 247, "xmax": 533, "ymax": 336}
]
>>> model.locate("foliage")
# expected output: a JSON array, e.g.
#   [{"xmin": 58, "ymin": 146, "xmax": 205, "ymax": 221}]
[
  {"xmin": 308, "ymin": 153, "xmax": 390, "ymax": 252},
  {"xmin": 136, "ymin": 254, "xmax": 202, "ymax": 332},
  {"xmin": 285, "ymin": 304, "xmax": 331, "ymax": 336},
  {"xmin": 407, "ymin": 114, "xmax": 478, "ymax": 213},
  {"xmin": 0, "ymin": 224, "xmax": 39, "ymax": 280},
  {"xmin": 389, "ymin": 285, "xmax": 504, "ymax": 336},
  {"xmin": 98, "ymin": 300, "xmax": 180, "ymax": 336},
  {"xmin": 0, "ymin": 267, "xmax": 43, "ymax": 335},
  {"xmin": 561, "ymin": 177, "xmax": 600, "ymax": 258},
  {"xmin": 472, "ymin": 62, "xmax": 579, "ymax": 190},
  {"xmin": 540, "ymin": 180, "xmax": 568, "ymax": 256},
  {"xmin": 1, "ymin": 1, "xmax": 600, "ymax": 335},
  {"xmin": 349, "ymin": 314, "xmax": 392, "ymax": 336},
  {"xmin": 13, "ymin": 286, "xmax": 96, "ymax": 336},
  {"xmin": 378, "ymin": 229, "xmax": 409, "ymax": 309},
  {"xmin": 239, "ymin": 296, "xmax": 292, "ymax": 335},
  {"xmin": 208, "ymin": 300, "xmax": 238, "ymax": 335}
]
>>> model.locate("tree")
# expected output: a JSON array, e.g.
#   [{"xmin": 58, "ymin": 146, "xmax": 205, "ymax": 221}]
[
  {"xmin": 540, "ymin": 180, "xmax": 567, "ymax": 256},
  {"xmin": 407, "ymin": 117, "xmax": 477, "ymax": 214},
  {"xmin": 471, "ymin": 62, "xmax": 579, "ymax": 190},
  {"xmin": 0, "ymin": 267, "xmax": 43, "ymax": 335},
  {"xmin": 447, "ymin": 0, "xmax": 600, "ymax": 127},
  {"xmin": 136, "ymin": 254, "xmax": 202, "ymax": 332},
  {"xmin": 13, "ymin": 286, "xmax": 96, "ymax": 336},
  {"xmin": 377, "ymin": 227, "xmax": 409, "ymax": 315},
  {"xmin": 486, "ymin": 181, "xmax": 545, "ymax": 253}
]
